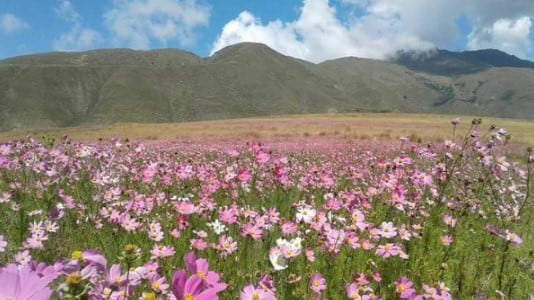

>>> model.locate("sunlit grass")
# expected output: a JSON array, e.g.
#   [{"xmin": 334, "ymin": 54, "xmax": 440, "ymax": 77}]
[{"xmin": 1, "ymin": 113, "xmax": 533, "ymax": 146}]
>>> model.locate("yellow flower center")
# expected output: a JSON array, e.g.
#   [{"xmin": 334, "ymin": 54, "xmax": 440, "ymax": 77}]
[
  {"xmin": 252, "ymin": 293, "xmax": 260, "ymax": 300},
  {"xmin": 102, "ymin": 288, "xmax": 112, "ymax": 297},
  {"xmin": 71, "ymin": 250, "xmax": 83, "ymax": 260},
  {"xmin": 66, "ymin": 272, "xmax": 82, "ymax": 285},
  {"xmin": 124, "ymin": 244, "xmax": 138, "ymax": 254},
  {"xmin": 313, "ymin": 280, "xmax": 320, "ymax": 287},
  {"xmin": 197, "ymin": 271, "xmax": 206, "ymax": 280},
  {"xmin": 143, "ymin": 292, "xmax": 156, "ymax": 300},
  {"xmin": 398, "ymin": 284, "xmax": 406, "ymax": 292},
  {"xmin": 184, "ymin": 294, "xmax": 195, "ymax": 300},
  {"xmin": 151, "ymin": 282, "xmax": 160, "ymax": 291}
]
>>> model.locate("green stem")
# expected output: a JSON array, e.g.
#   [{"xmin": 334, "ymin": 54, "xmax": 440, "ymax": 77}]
[{"xmin": 497, "ymin": 241, "xmax": 509, "ymax": 291}]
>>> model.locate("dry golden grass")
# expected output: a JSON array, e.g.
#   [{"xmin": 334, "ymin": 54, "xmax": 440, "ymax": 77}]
[{"xmin": 1, "ymin": 113, "xmax": 533, "ymax": 147}]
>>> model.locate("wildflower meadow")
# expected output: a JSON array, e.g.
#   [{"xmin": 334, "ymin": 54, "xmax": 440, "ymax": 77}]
[{"xmin": 0, "ymin": 118, "xmax": 533, "ymax": 299}]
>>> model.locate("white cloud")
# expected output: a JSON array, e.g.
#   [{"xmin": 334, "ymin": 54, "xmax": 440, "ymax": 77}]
[
  {"xmin": 211, "ymin": 11, "xmax": 309, "ymax": 60},
  {"xmin": 467, "ymin": 17, "xmax": 532, "ymax": 58},
  {"xmin": 212, "ymin": 0, "xmax": 432, "ymax": 62},
  {"xmin": 53, "ymin": 0, "xmax": 101, "ymax": 51},
  {"xmin": 212, "ymin": 0, "xmax": 534, "ymax": 62},
  {"xmin": 55, "ymin": 0, "xmax": 80, "ymax": 23},
  {"xmin": 53, "ymin": 25, "xmax": 101, "ymax": 51},
  {"xmin": 0, "ymin": 13, "xmax": 29, "ymax": 34},
  {"xmin": 103, "ymin": 0, "xmax": 210, "ymax": 49}
]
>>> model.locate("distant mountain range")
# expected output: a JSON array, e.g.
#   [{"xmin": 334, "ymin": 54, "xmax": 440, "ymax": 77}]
[
  {"xmin": 392, "ymin": 48, "xmax": 534, "ymax": 75},
  {"xmin": 1, "ymin": 43, "xmax": 533, "ymax": 131}
]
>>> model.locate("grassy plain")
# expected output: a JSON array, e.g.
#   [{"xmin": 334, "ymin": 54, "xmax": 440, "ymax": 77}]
[{"xmin": 1, "ymin": 113, "xmax": 533, "ymax": 146}]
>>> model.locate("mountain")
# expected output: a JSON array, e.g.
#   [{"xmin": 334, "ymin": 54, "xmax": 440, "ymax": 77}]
[
  {"xmin": 1, "ymin": 43, "xmax": 533, "ymax": 131},
  {"xmin": 391, "ymin": 48, "xmax": 534, "ymax": 75}
]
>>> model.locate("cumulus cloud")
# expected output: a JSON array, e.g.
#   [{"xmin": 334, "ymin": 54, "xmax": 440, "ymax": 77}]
[
  {"xmin": 103, "ymin": 0, "xmax": 210, "ymax": 49},
  {"xmin": 53, "ymin": 25, "xmax": 101, "ymax": 51},
  {"xmin": 467, "ymin": 17, "xmax": 532, "ymax": 58},
  {"xmin": 212, "ymin": 0, "xmax": 432, "ymax": 62},
  {"xmin": 55, "ymin": 0, "xmax": 80, "ymax": 23},
  {"xmin": 0, "ymin": 13, "xmax": 29, "ymax": 34},
  {"xmin": 53, "ymin": 1, "xmax": 101, "ymax": 51},
  {"xmin": 212, "ymin": 0, "xmax": 534, "ymax": 62}
]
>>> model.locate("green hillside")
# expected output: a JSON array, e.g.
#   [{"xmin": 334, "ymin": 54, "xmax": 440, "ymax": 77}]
[{"xmin": 1, "ymin": 42, "xmax": 533, "ymax": 131}]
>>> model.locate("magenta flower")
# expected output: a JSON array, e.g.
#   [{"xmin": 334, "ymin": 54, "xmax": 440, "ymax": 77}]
[
  {"xmin": 172, "ymin": 271, "xmax": 226, "ymax": 300},
  {"xmin": 258, "ymin": 274, "xmax": 276, "ymax": 293},
  {"xmin": 440, "ymin": 235, "xmax": 453, "ymax": 246},
  {"xmin": 183, "ymin": 252, "xmax": 221, "ymax": 287},
  {"xmin": 0, "ymin": 264, "xmax": 55, "ymax": 300},
  {"xmin": 346, "ymin": 283, "xmax": 360, "ymax": 299},
  {"xmin": 310, "ymin": 273, "xmax": 326, "ymax": 294},
  {"xmin": 395, "ymin": 277, "xmax": 416, "ymax": 299},
  {"xmin": 504, "ymin": 230, "xmax": 522, "ymax": 247},
  {"xmin": 240, "ymin": 284, "xmax": 276, "ymax": 300},
  {"xmin": 353, "ymin": 273, "xmax": 369, "ymax": 286},
  {"xmin": 255, "ymin": 151, "xmax": 270, "ymax": 164}
]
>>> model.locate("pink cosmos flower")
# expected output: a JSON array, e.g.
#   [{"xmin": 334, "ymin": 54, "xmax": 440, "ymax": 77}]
[
  {"xmin": 184, "ymin": 252, "xmax": 225, "ymax": 289},
  {"xmin": 172, "ymin": 271, "xmax": 226, "ymax": 300},
  {"xmin": 191, "ymin": 239, "xmax": 208, "ymax": 251},
  {"xmin": 258, "ymin": 274, "xmax": 276, "ymax": 293},
  {"xmin": 237, "ymin": 169, "xmax": 252, "ymax": 183},
  {"xmin": 378, "ymin": 221, "xmax": 397, "ymax": 239},
  {"xmin": 255, "ymin": 151, "xmax": 270, "ymax": 164},
  {"xmin": 173, "ymin": 253, "xmax": 227, "ymax": 300},
  {"xmin": 441, "ymin": 235, "xmax": 453, "ymax": 246},
  {"xmin": 241, "ymin": 224, "xmax": 263, "ymax": 240},
  {"xmin": 14, "ymin": 250, "xmax": 32, "ymax": 266},
  {"xmin": 219, "ymin": 207, "xmax": 238, "ymax": 224},
  {"xmin": 346, "ymin": 283, "xmax": 360, "ymax": 299},
  {"xmin": 175, "ymin": 201, "xmax": 196, "ymax": 215},
  {"xmin": 396, "ymin": 277, "xmax": 416, "ymax": 299},
  {"xmin": 226, "ymin": 149, "xmax": 240, "ymax": 157},
  {"xmin": 240, "ymin": 284, "xmax": 276, "ymax": 300},
  {"xmin": 107, "ymin": 264, "xmax": 127, "ymax": 286},
  {"xmin": 504, "ymin": 230, "xmax": 522, "ymax": 247},
  {"xmin": 305, "ymin": 249, "xmax": 315, "ymax": 262},
  {"xmin": 0, "ymin": 264, "xmax": 56, "ymax": 300},
  {"xmin": 442, "ymin": 215, "xmax": 457, "ymax": 228},
  {"xmin": 310, "ymin": 273, "xmax": 326, "ymax": 294},
  {"xmin": 120, "ymin": 214, "xmax": 141, "ymax": 232},
  {"xmin": 376, "ymin": 243, "xmax": 401, "ymax": 258},
  {"xmin": 214, "ymin": 235, "xmax": 238, "ymax": 257},
  {"xmin": 280, "ymin": 221, "xmax": 298, "ymax": 236},
  {"xmin": 353, "ymin": 273, "xmax": 369, "ymax": 286},
  {"xmin": 150, "ymin": 244, "xmax": 175, "ymax": 259},
  {"xmin": 150, "ymin": 275, "xmax": 170, "ymax": 294}
]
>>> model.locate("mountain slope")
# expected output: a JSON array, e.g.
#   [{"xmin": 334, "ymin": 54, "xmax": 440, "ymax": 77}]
[
  {"xmin": 391, "ymin": 48, "xmax": 534, "ymax": 75},
  {"xmin": 1, "ymin": 43, "xmax": 533, "ymax": 131}
]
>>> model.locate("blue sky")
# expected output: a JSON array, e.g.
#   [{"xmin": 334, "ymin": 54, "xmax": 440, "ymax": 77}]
[{"xmin": 1, "ymin": 0, "xmax": 533, "ymax": 62}]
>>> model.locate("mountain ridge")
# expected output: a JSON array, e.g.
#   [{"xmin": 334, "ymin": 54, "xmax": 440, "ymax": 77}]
[{"xmin": 1, "ymin": 43, "xmax": 533, "ymax": 131}]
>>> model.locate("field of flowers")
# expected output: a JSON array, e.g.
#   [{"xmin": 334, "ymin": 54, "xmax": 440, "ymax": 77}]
[{"xmin": 0, "ymin": 118, "xmax": 533, "ymax": 299}]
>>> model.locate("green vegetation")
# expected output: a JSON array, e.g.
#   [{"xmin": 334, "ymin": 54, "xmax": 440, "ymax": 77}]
[
  {"xmin": 0, "ymin": 119, "xmax": 533, "ymax": 298},
  {"xmin": 1, "ymin": 43, "xmax": 534, "ymax": 131}
]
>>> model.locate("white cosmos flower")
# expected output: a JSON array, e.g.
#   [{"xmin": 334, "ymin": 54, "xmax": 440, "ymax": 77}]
[
  {"xmin": 207, "ymin": 219, "xmax": 227, "ymax": 235},
  {"xmin": 269, "ymin": 247, "xmax": 288, "ymax": 271},
  {"xmin": 295, "ymin": 206, "xmax": 316, "ymax": 224},
  {"xmin": 290, "ymin": 237, "xmax": 303, "ymax": 251}
]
